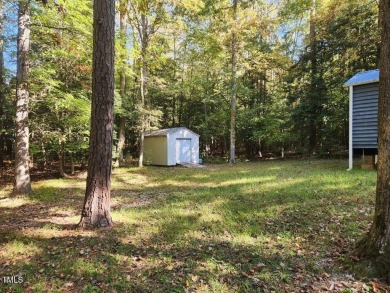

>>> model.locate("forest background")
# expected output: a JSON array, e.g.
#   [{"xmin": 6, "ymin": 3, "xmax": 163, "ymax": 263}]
[{"xmin": 0, "ymin": 0, "xmax": 380, "ymax": 174}]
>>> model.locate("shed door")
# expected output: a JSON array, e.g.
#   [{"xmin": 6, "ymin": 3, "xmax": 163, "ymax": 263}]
[{"xmin": 176, "ymin": 139, "xmax": 191, "ymax": 163}]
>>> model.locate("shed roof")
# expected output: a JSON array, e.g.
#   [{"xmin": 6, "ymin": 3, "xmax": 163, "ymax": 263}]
[
  {"xmin": 144, "ymin": 127, "xmax": 199, "ymax": 137},
  {"xmin": 344, "ymin": 69, "xmax": 379, "ymax": 86}
]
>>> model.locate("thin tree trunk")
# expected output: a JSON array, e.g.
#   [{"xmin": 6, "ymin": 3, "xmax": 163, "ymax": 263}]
[
  {"xmin": 78, "ymin": 0, "xmax": 115, "ymax": 228},
  {"xmin": 229, "ymin": 0, "xmax": 238, "ymax": 164},
  {"xmin": 58, "ymin": 138, "xmax": 70, "ymax": 178},
  {"xmin": 308, "ymin": 0, "xmax": 317, "ymax": 153},
  {"xmin": 29, "ymin": 150, "xmax": 33, "ymax": 167},
  {"xmin": 117, "ymin": 117, "xmax": 125, "ymax": 163},
  {"xmin": 138, "ymin": 65, "xmax": 145, "ymax": 167},
  {"xmin": 70, "ymin": 153, "xmax": 74, "ymax": 175},
  {"xmin": 14, "ymin": 0, "xmax": 31, "ymax": 196},
  {"xmin": 115, "ymin": 2, "xmax": 127, "ymax": 167},
  {"xmin": 172, "ymin": 96, "xmax": 176, "ymax": 126},
  {"xmin": 40, "ymin": 142, "xmax": 46, "ymax": 170},
  {"xmin": 0, "ymin": 2, "xmax": 4, "ymax": 167},
  {"xmin": 172, "ymin": 34, "xmax": 177, "ymax": 127},
  {"xmin": 138, "ymin": 16, "xmax": 148, "ymax": 168},
  {"xmin": 204, "ymin": 100, "xmax": 210, "ymax": 155},
  {"xmin": 358, "ymin": 0, "xmax": 390, "ymax": 256}
]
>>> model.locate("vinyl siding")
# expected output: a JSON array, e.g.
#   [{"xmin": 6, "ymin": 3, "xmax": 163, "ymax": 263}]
[{"xmin": 352, "ymin": 82, "xmax": 378, "ymax": 149}]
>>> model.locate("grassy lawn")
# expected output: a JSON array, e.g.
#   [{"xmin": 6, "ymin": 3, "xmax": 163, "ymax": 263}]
[{"xmin": 0, "ymin": 159, "xmax": 385, "ymax": 292}]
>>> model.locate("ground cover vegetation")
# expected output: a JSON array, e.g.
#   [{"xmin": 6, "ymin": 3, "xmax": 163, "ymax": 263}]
[
  {"xmin": 1, "ymin": 0, "xmax": 390, "ymax": 291},
  {"xmin": 0, "ymin": 160, "xmax": 386, "ymax": 292}
]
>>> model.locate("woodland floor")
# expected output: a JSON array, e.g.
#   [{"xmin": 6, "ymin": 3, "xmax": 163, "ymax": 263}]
[{"xmin": 0, "ymin": 159, "xmax": 388, "ymax": 292}]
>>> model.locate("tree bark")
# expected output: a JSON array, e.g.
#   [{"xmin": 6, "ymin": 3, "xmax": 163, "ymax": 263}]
[
  {"xmin": 229, "ymin": 0, "xmax": 238, "ymax": 164},
  {"xmin": 308, "ymin": 0, "xmax": 317, "ymax": 153},
  {"xmin": 115, "ymin": 0, "xmax": 127, "ymax": 168},
  {"xmin": 138, "ymin": 65, "xmax": 145, "ymax": 167},
  {"xmin": 40, "ymin": 142, "xmax": 47, "ymax": 170},
  {"xmin": 70, "ymin": 153, "xmax": 74, "ymax": 175},
  {"xmin": 58, "ymin": 138, "xmax": 70, "ymax": 178},
  {"xmin": 0, "ymin": 2, "xmax": 4, "ymax": 167},
  {"xmin": 78, "ymin": 0, "xmax": 115, "ymax": 228},
  {"xmin": 117, "ymin": 117, "xmax": 125, "ymax": 163},
  {"xmin": 358, "ymin": 0, "xmax": 390, "ymax": 256},
  {"xmin": 14, "ymin": 0, "xmax": 31, "ymax": 196},
  {"xmin": 138, "ymin": 16, "xmax": 149, "ymax": 168}
]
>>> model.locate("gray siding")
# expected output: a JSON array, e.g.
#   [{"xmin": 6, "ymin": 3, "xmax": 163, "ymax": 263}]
[{"xmin": 353, "ymin": 82, "xmax": 378, "ymax": 149}]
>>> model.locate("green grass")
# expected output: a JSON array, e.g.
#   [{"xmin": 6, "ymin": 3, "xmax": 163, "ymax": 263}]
[{"xmin": 0, "ymin": 159, "xmax": 385, "ymax": 292}]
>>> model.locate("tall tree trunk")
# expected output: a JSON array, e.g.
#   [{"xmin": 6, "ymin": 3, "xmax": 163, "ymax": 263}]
[
  {"xmin": 138, "ymin": 65, "xmax": 145, "ymax": 167},
  {"xmin": 14, "ymin": 0, "xmax": 31, "ymax": 196},
  {"xmin": 0, "ymin": 2, "xmax": 4, "ymax": 167},
  {"xmin": 229, "ymin": 0, "xmax": 238, "ymax": 164},
  {"xmin": 204, "ymin": 99, "xmax": 210, "ymax": 155},
  {"xmin": 358, "ymin": 0, "xmax": 390, "ymax": 256},
  {"xmin": 138, "ymin": 16, "xmax": 148, "ymax": 168},
  {"xmin": 115, "ymin": 1, "xmax": 127, "ymax": 168},
  {"xmin": 308, "ymin": 0, "xmax": 317, "ymax": 153},
  {"xmin": 78, "ymin": 0, "xmax": 115, "ymax": 228},
  {"xmin": 172, "ymin": 34, "xmax": 177, "ymax": 127}
]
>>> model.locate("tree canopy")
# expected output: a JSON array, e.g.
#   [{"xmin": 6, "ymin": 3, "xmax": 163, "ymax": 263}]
[{"xmin": 0, "ymin": 0, "xmax": 379, "ymax": 170}]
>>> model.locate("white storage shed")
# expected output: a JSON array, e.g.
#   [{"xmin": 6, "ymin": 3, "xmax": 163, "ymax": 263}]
[{"xmin": 143, "ymin": 127, "xmax": 200, "ymax": 166}]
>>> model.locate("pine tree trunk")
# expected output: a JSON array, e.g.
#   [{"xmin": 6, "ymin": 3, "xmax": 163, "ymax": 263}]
[
  {"xmin": 0, "ymin": 2, "xmax": 4, "ymax": 167},
  {"xmin": 229, "ymin": 0, "xmax": 238, "ymax": 164},
  {"xmin": 78, "ymin": 0, "xmax": 115, "ymax": 228},
  {"xmin": 358, "ymin": 0, "xmax": 390, "ymax": 256},
  {"xmin": 14, "ymin": 0, "xmax": 31, "ymax": 196}
]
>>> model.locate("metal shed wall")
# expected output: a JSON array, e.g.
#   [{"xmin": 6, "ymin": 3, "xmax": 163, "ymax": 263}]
[
  {"xmin": 167, "ymin": 129, "xmax": 199, "ymax": 166},
  {"xmin": 352, "ymin": 82, "xmax": 378, "ymax": 149},
  {"xmin": 144, "ymin": 136, "xmax": 168, "ymax": 165}
]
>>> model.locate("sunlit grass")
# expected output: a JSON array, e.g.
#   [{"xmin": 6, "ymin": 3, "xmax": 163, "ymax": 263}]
[
  {"xmin": 0, "ymin": 240, "xmax": 42, "ymax": 261},
  {"xmin": 0, "ymin": 159, "xmax": 381, "ymax": 292},
  {"xmin": 0, "ymin": 196, "xmax": 34, "ymax": 208}
]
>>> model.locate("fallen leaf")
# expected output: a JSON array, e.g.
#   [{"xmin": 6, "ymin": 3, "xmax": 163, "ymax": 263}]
[
  {"xmin": 328, "ymin": 282, "xmax": 335, "ymax": 291},
  {"xmin": 295, "ymin": 274, "xmax": 304, "ymax": 280},
  {"xmin": 372, "ymin": 281, "xmax": 381, "ymax": 292},
  {"xmin": 256, "ymin": 262, "xmax": 266, "ymax": 268}
]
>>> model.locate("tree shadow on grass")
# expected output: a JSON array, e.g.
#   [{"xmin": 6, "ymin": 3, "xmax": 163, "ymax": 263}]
[
  {"xmin": 0, "ymin": 218, "xmax": 341, "ymax": 292},
  {"xmin": 0, "ymin": 160, "xmax": 384, "ymax": 291},
  {"xmin": 1, "ymin": 211, "xmax": 386, "ymax": 293}
]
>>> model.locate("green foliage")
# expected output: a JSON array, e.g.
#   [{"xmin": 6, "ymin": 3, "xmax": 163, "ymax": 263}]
[
  {"xmin": 28, "ymin": 0, "xmax": 93, "ymax": 164},
  {"xmin": 0, "ymin": 0, "xmax": 381, "ymax": 163},
  {"xmin": 284, "ymin": 0, "xmax": 379, "ymax": 153}
]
